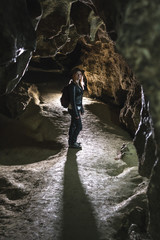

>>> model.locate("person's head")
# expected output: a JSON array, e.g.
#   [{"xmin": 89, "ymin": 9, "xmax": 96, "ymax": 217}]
[{"xmin": 71, "ymin": 68, "xmax": 84, "ymax": 82}]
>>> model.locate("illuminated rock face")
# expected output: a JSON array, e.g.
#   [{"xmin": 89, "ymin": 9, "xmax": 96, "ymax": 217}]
[
  {"xmin": 35, "ymin": 0, "xmax": 140, "ymax": 135},
  {"xmin": 36, "ymin": 0, "xmax": 103, "ymax": 56},
  {"xmin": 77, "ymin": 37, "xmax": 131, "ymax": 106}
]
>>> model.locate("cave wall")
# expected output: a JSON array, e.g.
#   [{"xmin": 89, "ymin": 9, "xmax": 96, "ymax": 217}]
[
  {"xmin": 112, "ymin": 1, "xmax": 160, "ymax": 239},
  {"xmin": 0, "ymin": 0, "xmax": 159, "ymax": 239},
  {"xmin": 0, "ymin": 0, "xmax": 42, "ymax": 95},
  {"xmin": 34, "ymin": 0, "xmax": 140, "ymax": 135},
  {"xmin": 73, "ymin": 36, "xmax": 141, "ymax": 135},
  {"xmin": 134, "ymin": 87, "xmax": 157, "ymax": 179}
]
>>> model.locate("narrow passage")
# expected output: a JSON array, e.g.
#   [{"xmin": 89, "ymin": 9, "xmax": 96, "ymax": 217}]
[{"xmin": 0, "ymin": 83, "xmax": 145, "ymax": 240}]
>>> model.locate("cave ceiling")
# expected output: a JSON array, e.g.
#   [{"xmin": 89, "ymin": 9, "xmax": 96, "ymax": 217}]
[
  {"xmin": 1, "ymin": 0, "xmax": 122, "ymax": 95},
  {"xmin": 0, "ymin": 0, "xmax": 131, "ymax": 95}
]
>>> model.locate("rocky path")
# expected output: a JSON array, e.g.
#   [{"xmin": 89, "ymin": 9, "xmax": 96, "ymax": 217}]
[{"xmin": 0, "ymin": 85, "xmax": 147, "ymax": 240}]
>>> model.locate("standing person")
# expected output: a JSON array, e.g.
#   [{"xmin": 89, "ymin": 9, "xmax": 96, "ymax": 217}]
[{"xmin": 68, "ymin": 68, "xmax": 85, "ymax": 149}]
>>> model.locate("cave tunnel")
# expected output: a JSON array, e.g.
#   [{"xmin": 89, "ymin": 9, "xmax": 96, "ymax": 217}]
[{"xmin": 0, "ymin": 0, "xmax": 160, "ymax": 240}]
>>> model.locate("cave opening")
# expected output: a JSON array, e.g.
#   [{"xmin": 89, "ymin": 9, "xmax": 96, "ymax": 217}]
[{"xmin": 0, "ymin": 0, "xmax": 159, "ymax": 240}]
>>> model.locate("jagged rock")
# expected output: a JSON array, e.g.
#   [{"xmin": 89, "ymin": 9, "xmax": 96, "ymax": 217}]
[
  {"xmin": 114, "ymin": 1, "xmax": 160, "ymax": 239},
  {"xmin": 16, "ymin": 98, "xmax": 61, "ymax": 143},
  {"xmin": 30, "ymin": 0, "xmax": 141, "ymax": 139},
  {"xmin": 128, "ymin": 223, "xmax": 151, "ymax": 240},
  {"xmin": 147, "ymin": 158, "xmax": 160, "ymax": 240},
  {"xmin": 120, "ymin": 82, "xmax": 141, "ymax": 136},
  {"xmin": 0, "ymin": 0, "xmax": 42, "ymax": 95},
  {"xmin": 36, "ymin": 0, "xmax": 103, "ymax": 57},
  {"xmin": 0, "ymin": 82, "xmax": 41, "ymax": 118},
  {"xmin": 77, "ymin": 36, "xmax": 134, "ymax": 107},
  {"xmin": 134, "ymin": 87, "xmax": 156, "ymax": 178},
  {"xmin": 71, "ymin": 1, "xmax": 91, "ymax": 36},
  {"xmin": 36, "ymin": 0, "xmax": 78, "ymax": 57},
  {"xmin": 0, "ymin": 82, "xmax": 31, "ymax": 118},
  {"xmin": 114, "ymin": 196, "xmax": 149, "ymax": 240}
]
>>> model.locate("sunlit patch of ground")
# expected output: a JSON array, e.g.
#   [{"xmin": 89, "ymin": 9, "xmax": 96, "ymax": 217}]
[{"xmin": 0, "ymin": 83, "xmax": 147, "ymax": 240}]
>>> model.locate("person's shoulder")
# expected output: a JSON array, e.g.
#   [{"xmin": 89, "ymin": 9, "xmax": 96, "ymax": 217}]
[
  {"xmin": 68, "ymin": 79, "xmax": 73, "ymax": 84},
  {"xmin": 69, "ymin": 80, "xmax": 76, "ymax": 88}
]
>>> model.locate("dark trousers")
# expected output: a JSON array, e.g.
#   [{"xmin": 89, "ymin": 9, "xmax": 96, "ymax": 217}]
[{"xmin": 68, "ymin": 109, "xmax": 82, "ymax": 145}]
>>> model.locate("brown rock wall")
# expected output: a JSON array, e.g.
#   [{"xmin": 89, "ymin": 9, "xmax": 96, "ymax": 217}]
[{"xmin": 78, "ymin": 36, "xmax": 134, "ymax": 107}]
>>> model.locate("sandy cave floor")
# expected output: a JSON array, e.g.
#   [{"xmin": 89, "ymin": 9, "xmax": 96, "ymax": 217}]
[{"xmin": 0, "ymin": 84, "xmax": 148, "ymax": 240}]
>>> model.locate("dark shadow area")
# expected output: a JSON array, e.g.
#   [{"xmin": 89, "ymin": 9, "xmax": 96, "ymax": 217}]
[
  {"xmin": 61, "ymin": 148, "xmax": 100, "ymax": 240},
  {"xmin": 0, "ymin": 137, "xmax": 62, "ymax": 166},
  {"xmin": 0, "ymin": 100, "xmax": 63, "ymax": 165},
  {"xmin": 23, "ymin": 71, "xmax": 69, "ymax": 91},
  {"xmin": 85, "ymin": 102, "xmax": 130, "ymax": 139}
]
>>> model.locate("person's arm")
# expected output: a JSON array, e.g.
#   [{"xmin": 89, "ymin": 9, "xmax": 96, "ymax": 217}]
[
  {"xmin": 79, "ymin": 76, "xmax": 84, "ymax": 115},
  {"xmin": 69, "ymin": 84, "xmax": 79, "ymax": 118},
  {"xmin": 81, "ymin": 104, "xmax": 84, "ymax": 115},
  {"xmin": 81, "ymin": 95, "xmax": 84, "ymax": 114}
]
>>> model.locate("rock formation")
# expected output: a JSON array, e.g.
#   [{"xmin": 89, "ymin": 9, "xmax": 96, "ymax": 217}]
[
  {"xmin": 0, "ymin": 0, "xmax": 160, "ymax": 239},
  {"xmin": 114, "ymin": 1, "xmax": 160, "ymax": 239},
  {"xmin": 134, "ymin": 87, "xmax": 156, "ymax": 179},
  {"xmin": 0, "ymin": 0, "xmax": 42, "ymax": 95}
]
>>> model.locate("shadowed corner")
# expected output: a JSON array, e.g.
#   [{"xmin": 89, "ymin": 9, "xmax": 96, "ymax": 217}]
[
  {"xmin": 61, "ymin": 148, "xmax": 100, "ymax": 240},
  {"xmin": 0, "ymin": 139, "xmax": 63, "ymax": 166}
]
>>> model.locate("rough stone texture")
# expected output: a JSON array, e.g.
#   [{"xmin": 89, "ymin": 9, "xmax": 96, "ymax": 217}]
[
  {"xmin": 71, "ymin": 35, "xmax": 140, "ymax": 134},
  {"xmin": 36, "ymin": 0, "xmax": 74, "ymax": 56},
  {"xmin": 77, "ymin": 36, "xmax": 133, "ymax": 107},
  {"xmin": 120, "ymin": 81, "xmax": 141, "ymax": 136},
  {"xmin": 0, "ymin": 82, "xmax": 41, "ymax": 118},
  {"xmin": 0, "ymin": 0, "xmax": 160, "ymax": 239},
  {"xmin": 0, "ymin": 0, "xmax": 42, "ymax": 94},
  {"xmin": 147, "ymin": 157, "xmax": 160, "ymax": 240},
  {"xmin": 0, "ymin": 82, "xmax": 31, "ymax": 118},
  {"xmin": 115, "ymin": 206, "xmax": 150, "ymax": 240},
  {"xmin": 114, "ymin": 1, "xmax": 160, "ymax": 239},
  {"xmin": 79, "ymin": 0, "xmax": 129, "ymax": 41},
  {"xmin": 36, "ymin": 0, "xmax": 103, "ymax": 57},
  {"xmin": 33, "ymin": 0, "xmax": 140, "ymax": 135},
  {"xmin": 134, "ymin": 87, "xmax": 157, "ymax": 178}
]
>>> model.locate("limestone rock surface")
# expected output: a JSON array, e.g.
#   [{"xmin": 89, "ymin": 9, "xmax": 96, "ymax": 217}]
[{"xmin": 0, "ymin": 0, "xmax": 42, "ymax": 95}]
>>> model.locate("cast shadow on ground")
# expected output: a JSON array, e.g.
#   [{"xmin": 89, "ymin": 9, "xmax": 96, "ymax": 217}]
[
  {"xmin": 61, "ymin": 148, "xmax": 100, "ymax": 240},
  {"xmin": 0, "ymin": 139, "xmax": 63, "ymax": 166}
]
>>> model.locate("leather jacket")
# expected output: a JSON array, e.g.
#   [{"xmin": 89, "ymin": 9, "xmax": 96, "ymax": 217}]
[{"xmin": 68, "ymin": 81, "xmax": 84, "ymax": 117}]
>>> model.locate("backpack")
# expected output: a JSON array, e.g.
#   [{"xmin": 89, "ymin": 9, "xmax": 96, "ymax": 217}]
[{"xmin": 60, "ymin": 84, "xmax": 70, "ymax": 108}]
